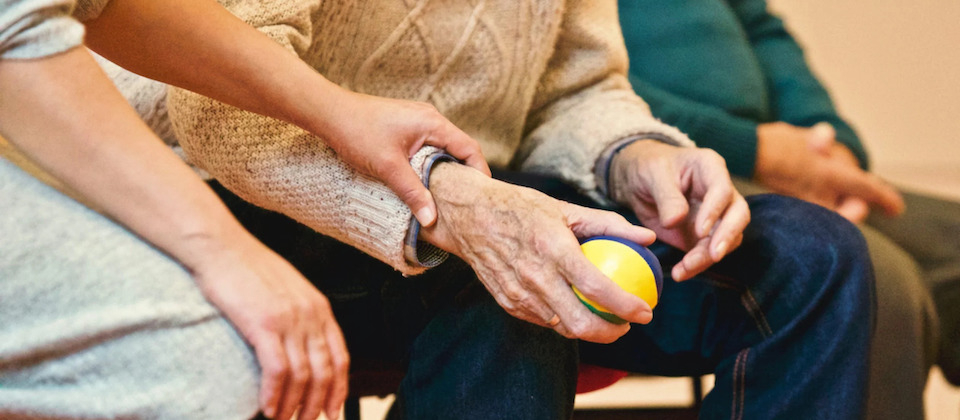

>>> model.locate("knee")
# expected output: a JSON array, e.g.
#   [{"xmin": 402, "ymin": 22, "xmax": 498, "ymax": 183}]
[
  {"xmin": 143, "ymin": 317, "xmax": 261, "ymax": 419},
  {"xmin": 745, "ymin": 194, "xmax": 875, "ymax": 316}
]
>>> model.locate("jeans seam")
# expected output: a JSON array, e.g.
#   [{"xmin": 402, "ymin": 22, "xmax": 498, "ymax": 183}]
[
  {"xmin": 740, "ymin": 289, "xmax": 773, "ymax": 337},
  {"xmin": 704, "ymin": 275, "xmax": 774, "ymax": 337},
  {"xmin": 732, "ymin": 348, "xmax": 749, "ymax": 420}
]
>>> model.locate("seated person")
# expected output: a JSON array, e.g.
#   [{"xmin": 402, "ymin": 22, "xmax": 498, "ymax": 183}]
[
  {"xmin": 619, "ymin": 0, "xmax": 953, "ymax": 418},
  {"xmin": 0, "ymin": 0, "xmax": 483, "ymax": 418},
  {"xmin": 104, "ymin": 0, "xmax": 877, "ymax": 418}
]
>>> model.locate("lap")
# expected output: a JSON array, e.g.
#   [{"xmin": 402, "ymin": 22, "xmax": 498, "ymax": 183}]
[{"xmin": 0, "ymin": 158, "xmax": 259, "ymax": 419}]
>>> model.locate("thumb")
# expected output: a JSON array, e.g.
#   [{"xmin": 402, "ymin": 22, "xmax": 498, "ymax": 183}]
[
  {"xmin": 807, "ymin": 122, "xmax": 836, "ymax": 154},
  {"xmin": 384, "ymin": 166, "xmax": 438, "ymax": 227},
  {"xmin": 835, "ymin": 197, "xmax": 870, "ymax": 224}
]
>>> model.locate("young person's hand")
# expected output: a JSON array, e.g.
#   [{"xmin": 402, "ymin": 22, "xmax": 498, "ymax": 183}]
[
  {"xmin": 319, "ymin": 90, "xmax": 490, "ymax": 227},
  {"xmin": 182, "ymin": 232, "xmax": 349, "ymax": 420},
  {"xmin": 0, "ymin": 47, "xmax": 349, "ymax": 420},
  {"xmin": 609, "ymin": 140, "xmax": 751, "ymax": 281},
  {"xmin": 86, "ymin": 0, "xmax": 490, "ymax": 229}
]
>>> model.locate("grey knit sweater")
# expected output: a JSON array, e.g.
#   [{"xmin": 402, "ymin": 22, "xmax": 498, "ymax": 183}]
[{"xmin": 1, "ymin": 2, "xmax": 261, "ymax": 418}]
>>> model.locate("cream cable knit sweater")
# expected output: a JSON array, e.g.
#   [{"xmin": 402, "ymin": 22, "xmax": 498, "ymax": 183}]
[{"xmin": 167, "ymin": 0, "xmax": 693, "ymax": 275}]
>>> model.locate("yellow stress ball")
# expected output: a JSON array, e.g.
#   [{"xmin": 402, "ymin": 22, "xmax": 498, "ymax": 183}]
[{"xmin": 574, "ymin": 236, "xmax": 664, "ymax": 324}]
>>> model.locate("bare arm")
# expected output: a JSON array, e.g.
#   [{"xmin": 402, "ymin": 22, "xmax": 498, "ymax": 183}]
[
  {"xmin": 84, "ymin": 0, "xmax": 489, "ymax": 226},
  {"xmin": 0, "ymin": 47, "xmax": 347, "ymax": 420}
]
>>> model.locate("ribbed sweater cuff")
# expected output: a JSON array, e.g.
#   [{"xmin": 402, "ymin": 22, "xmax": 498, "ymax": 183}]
[
  {"xmin": 403, "ymin": 152, "xmax": 456, "ymax": 270},
  {"xmin": 594, "ymin": 133, "xmax": 685, "ymax": 199}
]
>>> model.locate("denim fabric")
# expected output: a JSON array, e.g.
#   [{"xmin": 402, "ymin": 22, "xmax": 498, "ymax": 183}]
[
  {"xmin": 498, "ymin": 171, "xmax": 875, "ymax": 419},
  {"xmin": 211, "ymin": 181, "xmax": 577, "ymax": 420},
  {"xmin": 211, "ymin": 170, "xmax": 875, "ymax": 419}
]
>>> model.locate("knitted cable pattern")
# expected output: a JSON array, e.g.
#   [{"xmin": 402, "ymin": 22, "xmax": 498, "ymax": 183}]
[{"xmin": 165, "ymin": 0, "xmax": 694, "ymax": 273}]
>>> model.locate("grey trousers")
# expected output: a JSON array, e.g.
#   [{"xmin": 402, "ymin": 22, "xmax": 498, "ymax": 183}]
[
  {"xmin": 0, "ymin": 158, "xmax": 261, "ymax": 419},
  {"xmin": 735, "ymin": 178, "xmax": 944, "ymax": 420}
]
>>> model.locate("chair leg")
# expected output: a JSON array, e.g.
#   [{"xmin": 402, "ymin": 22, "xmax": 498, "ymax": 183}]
[
  {"xmin": 343, "ymin": 396, "xmax": 361, "ymax": 420},
  {"xmin": 691, "ymin": 375, "xmax": 704, "ymax": 410}
]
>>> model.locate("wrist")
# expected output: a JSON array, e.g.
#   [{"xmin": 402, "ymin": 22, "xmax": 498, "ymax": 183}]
[
  {"xmin": 282, "ymin": 72, "xmax": 350, "ymax": 139},
  {"xmin": 753, "ymin": 123, "xmax": 789, "ymax": 183},
  {"xmin": 608, "ymin": 139, "xmax": 663, "ymax": 204},
  {"xmin": 164, "ymin": 209, "xmax": 260, "ymax": 274},
  {"xmin": 418, "ymin": 162, "xmax": 501, "ymax": 255}
]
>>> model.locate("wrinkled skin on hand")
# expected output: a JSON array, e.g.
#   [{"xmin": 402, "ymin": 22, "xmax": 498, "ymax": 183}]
[
  {"xmin": 420, "ymin": 163, "xmax": 657, "ymax": 343},
  {"xmin": 756, "ymin": 122, "xmax": 904, "ymax": 223},
  {"xmin": 609, "ymin": 140, "xmax": 751, "ymax": 281}
]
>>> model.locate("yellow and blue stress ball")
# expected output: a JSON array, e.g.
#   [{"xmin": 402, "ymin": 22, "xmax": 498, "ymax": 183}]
[{"xmin": 574, "ymin": 236, "xmax": 663, "ymax": 324}]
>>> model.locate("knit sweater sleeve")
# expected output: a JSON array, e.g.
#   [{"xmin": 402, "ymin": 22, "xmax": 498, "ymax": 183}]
[
  {"xmin": 727, "ymin": 0, "xmax": 869, "ymax": 169},
  {"xmin": 627, "ymin": 73, "xmax": 761, "ymax": 178},
  {"xmin": 167, "ymin": 0, "xmax": 445, "ymax": 275},
  {"xmin": 516, "ymin": 0, "xmax": 693, "ymax": 205}
]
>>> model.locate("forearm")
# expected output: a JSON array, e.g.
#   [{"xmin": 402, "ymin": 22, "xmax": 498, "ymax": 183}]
[
  {"xmin": 83, "ymin": 0, "xmax": 343, "ymax": 138},
  {"xmin": 0, "ymin": 47, "xmax": 250, "ymax": 270}
]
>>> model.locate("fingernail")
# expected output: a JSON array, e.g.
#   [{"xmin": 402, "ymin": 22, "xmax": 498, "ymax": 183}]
[
  {"xmin": 638, "ymin": 310, "xmax": 653, "ymax": 324},
  {"xmin": 713, "ymin": 240, "xmax": 729, "ymax": 260},
  {"xmin": 416, "ymin": 206, "xmax": 436, "ymax": 227}
]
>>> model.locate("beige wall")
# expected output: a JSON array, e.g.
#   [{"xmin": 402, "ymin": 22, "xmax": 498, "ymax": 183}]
[{"xmin": 767, "ymin": 1, "xmax": 960, "ymax": 198}]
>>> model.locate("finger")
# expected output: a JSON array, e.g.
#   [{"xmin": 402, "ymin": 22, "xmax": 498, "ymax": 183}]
[
  {"xmin": 297, "ymin": 334, "xmax": 332, "ymax": 420},
  {"xmin": 693, "ymin": 178, "xmax": 736, "ymax": 238},
  {"xmin": 708, "ymin": 194, "xmax": 751, "ymax": 261},
  {"xmin": 648, "ymin": 176, "xmax": 690, "ymax": 228},
  {"xmin": 489, "ymin": 269, "xmax": 559, "ymax": 329},
  {"xmin": 807, "ymin": 122, "xmax": 836, "ymax": 154},
  {"xmin": 830, "ymin": 168, "xmax": 905, "ymax": 216},
  {"xmin": 253, "ymin": 335, "xmax": 289, "ymax": 419},
  {"xmin": 323, "ymin": 322, "xmax": 351, "ymax": 420},
  {"xmin": 557, "ymin": 240, "xmax": 653, "ymax": 325},
  {"xmin": 545, "ymin": 284, "xmax": 632, "ymax": 343},
  {"xmin": 672, "ymin": 237, "xmax": 714, "ymax": 281},
  {"xmin": 379, "ymin": 160, "xmax": 439, "ymax": 227},
  {"xmin": 563, "ymin": 203, "xmax": 656, "ymax": 245},
  {"xmin": 427, "ymin": 124, "xmax": 492, "ymax": 177},
  {"xmin": 835, "ymin": 196, "xmax": 870, "ymax": 224},
  {"xmin": 275, "ymin": 336, "xmax": 311, "ymax": 420}
]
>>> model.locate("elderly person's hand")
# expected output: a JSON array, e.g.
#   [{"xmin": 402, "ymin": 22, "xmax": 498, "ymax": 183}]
[
  {"xmin": 609, "ymin": 140, "xmax": 751, "ymax": 281},
  {"xmin": 419, "ymin": 163, "xmax": 656, "ymax": 343},
  {"xmin": 756, "ymin": 122, "xmax": 904, "ymax": 223}
]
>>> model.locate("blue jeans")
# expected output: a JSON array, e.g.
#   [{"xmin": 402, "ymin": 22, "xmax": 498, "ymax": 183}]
[{"xmin": 212, "ymin": 170, "xmax": 875, "ymax": 419}]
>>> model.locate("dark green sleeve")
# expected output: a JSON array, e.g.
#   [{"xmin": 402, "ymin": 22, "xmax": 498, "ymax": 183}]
[
  {"xmin": 628, "ymin": 73, "xmax": 760, "ymax": 178},
  {"xmin": 726, "ymin": 0, "xmax": 869, "ymax": 169}
]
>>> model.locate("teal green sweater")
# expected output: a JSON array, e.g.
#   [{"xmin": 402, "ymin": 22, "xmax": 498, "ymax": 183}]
[{"xmin": 619, "ymin": 0, "xmax": 868, "ymax": 177}]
